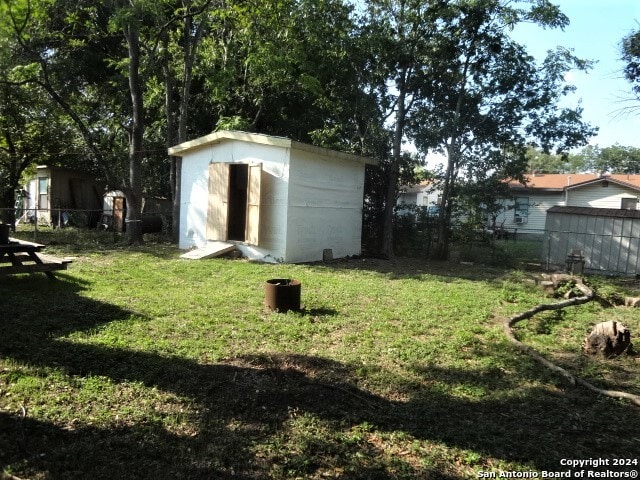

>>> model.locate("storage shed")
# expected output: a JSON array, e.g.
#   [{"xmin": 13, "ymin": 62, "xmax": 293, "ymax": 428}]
[
  {"xmin": 168, "ymin": 130, "xmax": 377, "ymax": 263},
  {"xmin": 541, "ymin": 206, "xmax": 640, "ymax": 276},
  {"xmin": 23, "ymin": 165, "xmax": 103, "ymax": 227}
]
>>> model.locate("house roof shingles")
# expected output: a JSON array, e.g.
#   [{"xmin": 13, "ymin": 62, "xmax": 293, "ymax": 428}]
[{"xmin": 508, "ymin": 173, "xmax": 640, "ymax": 192}]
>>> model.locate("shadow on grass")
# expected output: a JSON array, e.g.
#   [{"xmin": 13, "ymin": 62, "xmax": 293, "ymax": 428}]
[
  {"xmin": 306, "ymin": 255, "xmax": 534, "ymax": 283},
  {"xmin": 1, "ymin": 275, "xmax": 637, "ymax": 479},
  {"xmin": 306, "ymin": 239, "xmax": 545, "ymax": 282}
]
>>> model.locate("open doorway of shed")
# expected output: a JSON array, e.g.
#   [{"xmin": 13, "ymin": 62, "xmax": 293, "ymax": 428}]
[
  {"xmin": 228, "ymin": 164, "xmax": 248, "ymax": 240},
  {"xmin": 207, "ymin": 162, "xmax": 261, "ymax": 245}
]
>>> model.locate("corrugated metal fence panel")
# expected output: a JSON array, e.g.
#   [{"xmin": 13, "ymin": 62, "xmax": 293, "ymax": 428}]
[
  {"xmin": 542, "ymin": 208, "xmax": 640, "ymax": 275},
  {"xmin": 590, "ymin": 216, "xmax": 604, "ymax": 271},
  {"xmin": 630, "ymin": 236, "xmax": 640, "ymax": 273}
]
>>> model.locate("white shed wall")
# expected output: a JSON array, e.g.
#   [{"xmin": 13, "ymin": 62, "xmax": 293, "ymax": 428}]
[
  {"xmin": 285, "ymin": 149, "xmax": 365, "ymax": 262},
  {"xmin": 179, "ymin": 139, "xmax": 290, "ymax": 263}
]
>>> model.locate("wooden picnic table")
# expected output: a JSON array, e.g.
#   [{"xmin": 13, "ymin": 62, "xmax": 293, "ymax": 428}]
[{"xmin": 0, "ymin": 237, "xmax": 71, "ymax": 279}]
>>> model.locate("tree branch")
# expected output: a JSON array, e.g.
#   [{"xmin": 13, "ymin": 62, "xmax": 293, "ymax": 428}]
[{"xmin": 503, "ymin": 281, "xmax": 640, "ymax": 407}]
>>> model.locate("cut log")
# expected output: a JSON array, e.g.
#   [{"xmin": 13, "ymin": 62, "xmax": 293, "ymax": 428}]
[
  {"xmin": 624, "ymin": 297, "xmax": 640, "ymax": 307},
  {"xmin": 582, "ymin": 321, "xmax": 631, "ymax": 358}
]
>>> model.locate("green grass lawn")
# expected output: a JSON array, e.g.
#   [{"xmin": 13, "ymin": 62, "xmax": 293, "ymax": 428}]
[{"xmin": 1, "ymin": 232, "xmax": 639, "ymax": 479}]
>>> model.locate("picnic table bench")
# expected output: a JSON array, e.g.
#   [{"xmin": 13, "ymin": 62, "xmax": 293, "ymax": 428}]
[{"xmin": 0, "ymin": 237, "xmax": 71, "ymax": 279}]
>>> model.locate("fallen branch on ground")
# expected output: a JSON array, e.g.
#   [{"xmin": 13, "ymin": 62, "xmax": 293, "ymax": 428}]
[{"xmin": 503, "ymin": 280, "xmax": 640, "ymax": 407}]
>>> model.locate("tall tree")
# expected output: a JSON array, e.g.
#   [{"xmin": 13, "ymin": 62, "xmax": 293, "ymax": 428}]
[
  {"xmin": 112, "ymin": 0, "xmax": 146, "ymax": 243},
  {"xmin": 358, "ymin": 0, "xmax": 446, "ymax": 258},
  {"xmin": 155, "ymin": 0, "xmax": 213, "ymax": 242},
  {"xmin": 0, "ymin": 0, "xmax": 98, "ymax": 224},
  {"xmin": 0, "ymin": 78, "xmax": 78, "ymax": 225},
  {"xmin": 5, "ymin": 0, "xmax": 168, "ymax": 243},
  {"xmin": 595, "ymin": 145, "xmax": 640, "ymax": 174},
  {"xmin": 407, "ymin": 0, "xmax": 596, "ymax": 259},
  {"xmin": 621, "ymin": 26, "xmax": 640, "ymax": 114},
  {"xmin": 526, "ymin": 146, "xmax": 587, "ymax": 173}
]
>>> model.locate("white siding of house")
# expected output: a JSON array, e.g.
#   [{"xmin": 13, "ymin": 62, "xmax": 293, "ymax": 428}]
[
  {"xmin": 397, "ymin": 192, "xmax": 418, "ymax": 209},
  {"xmin": 566, "ymin": 182, "xmax": 640, "ymax": 209},
  {"xmin": 419, "ymin": 189, "xmax": 440, "ymax": 207},
  {"xmin": 494, "ymin": 192, "xmax": 564, "ymax": 234},
  {"xmin": 397, "ymin": 187, "xmax": 438, "ymax": 209}
]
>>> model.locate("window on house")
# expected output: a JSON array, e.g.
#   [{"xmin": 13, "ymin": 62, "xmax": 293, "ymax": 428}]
[
  {"xmin": 514, "ymin": 196, "xmax": 529, "ymax": 224},
  {"xmin": 621, "ymin": 197, "xmax": 638, "ymax": 210},
  {"xmin": 38, "ymin": 177, "xmax": 48, "ymax": 210}
]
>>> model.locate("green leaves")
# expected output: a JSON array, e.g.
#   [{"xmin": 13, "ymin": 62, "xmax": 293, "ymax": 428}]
[
  {"xmin": 7, "ymin": 62, "xmax": 39, "ymax": 82},
  {"xmin": 621, "ymin": 28, "xmax": 640, "ymax": 97}
]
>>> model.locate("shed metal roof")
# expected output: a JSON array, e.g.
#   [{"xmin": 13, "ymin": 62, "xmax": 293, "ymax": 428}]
[
  {"xmin": 547, "ymin": 205, "xmax": 640, "ymax": 219},
  {"xmin": 168, "ymin": 130, "xmax": 378, "ymax": 165}
]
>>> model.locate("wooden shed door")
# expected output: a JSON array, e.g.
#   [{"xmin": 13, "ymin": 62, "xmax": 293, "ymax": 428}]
[
  {"xmin": 245, "ymin": 164, "xmax": 262, "ymax": 245},
  {"xmin": 207, "ymin": 162, "xmax": 230, "ymax": 241}
]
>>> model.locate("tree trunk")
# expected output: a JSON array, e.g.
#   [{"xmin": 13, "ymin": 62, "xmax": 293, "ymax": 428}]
[
  {"xmin": 381, "ymin": 161, "xmax": 399, "ymax": 259},
  {"xmin": 167, "ymin": 3, "xmax": 204, "ymax": 244},
  {"xmin": 0, "ymin": 189, "xmax": 15, "ymax": 226},
  {"xmin": 0, "ymin": 131, "xmax": 33, "ymax": 228},
  {"xmin": 124, "ymin": 17, "xmax": 144, "ymax": 245},
  {"xmin": 433, "ymin": 142, "xmax": 457, "ymax": 260},
  {"xmin": 381, "ymin": 70, "xmax": 408, "ymax": 259},
  {"xmin": 164, "ymin": 42, "xmax": 180, "ymax": 243}
]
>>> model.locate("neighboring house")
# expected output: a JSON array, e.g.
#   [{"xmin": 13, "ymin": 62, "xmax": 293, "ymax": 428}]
[
  {"xmin": 168, "ymin": 130, "xmax": 377, "ymax": 263},
  {"xmin": 496, "ymin": 173, "xmax": 640, "ymax": 236},
  {"xmin": 397, "ymin": 181, "xmax": 441, "ymax": 208},
  {"xmin": 398, "ymin": 173, "xmax": 640, "ymax": 237},
  {"xmin": 22, "ymin": 165, "xmax": 103, "ymax": 227},
  {"xmin": 396, "ymin": 181, "xmax": 442, "ymax": 219}
]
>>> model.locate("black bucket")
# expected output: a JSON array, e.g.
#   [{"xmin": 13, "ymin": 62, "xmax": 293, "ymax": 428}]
[
  {"xmin": 0, "ymin": 224, "xmax": 10, "ymax": 244},
  {"xmin": 264, "ymin": 279, "xmax": 301, "ymax": 312}
]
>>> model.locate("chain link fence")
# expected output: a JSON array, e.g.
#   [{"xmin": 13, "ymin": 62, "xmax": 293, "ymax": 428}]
[{"xmin": 1, "ymin": 207, "xmax": 173, "ymax": 244}]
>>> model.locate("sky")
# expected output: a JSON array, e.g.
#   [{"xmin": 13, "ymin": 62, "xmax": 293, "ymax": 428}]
[{"xmin": 511, "ymin": 0, "xmax": 640, "ymax": 149}]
